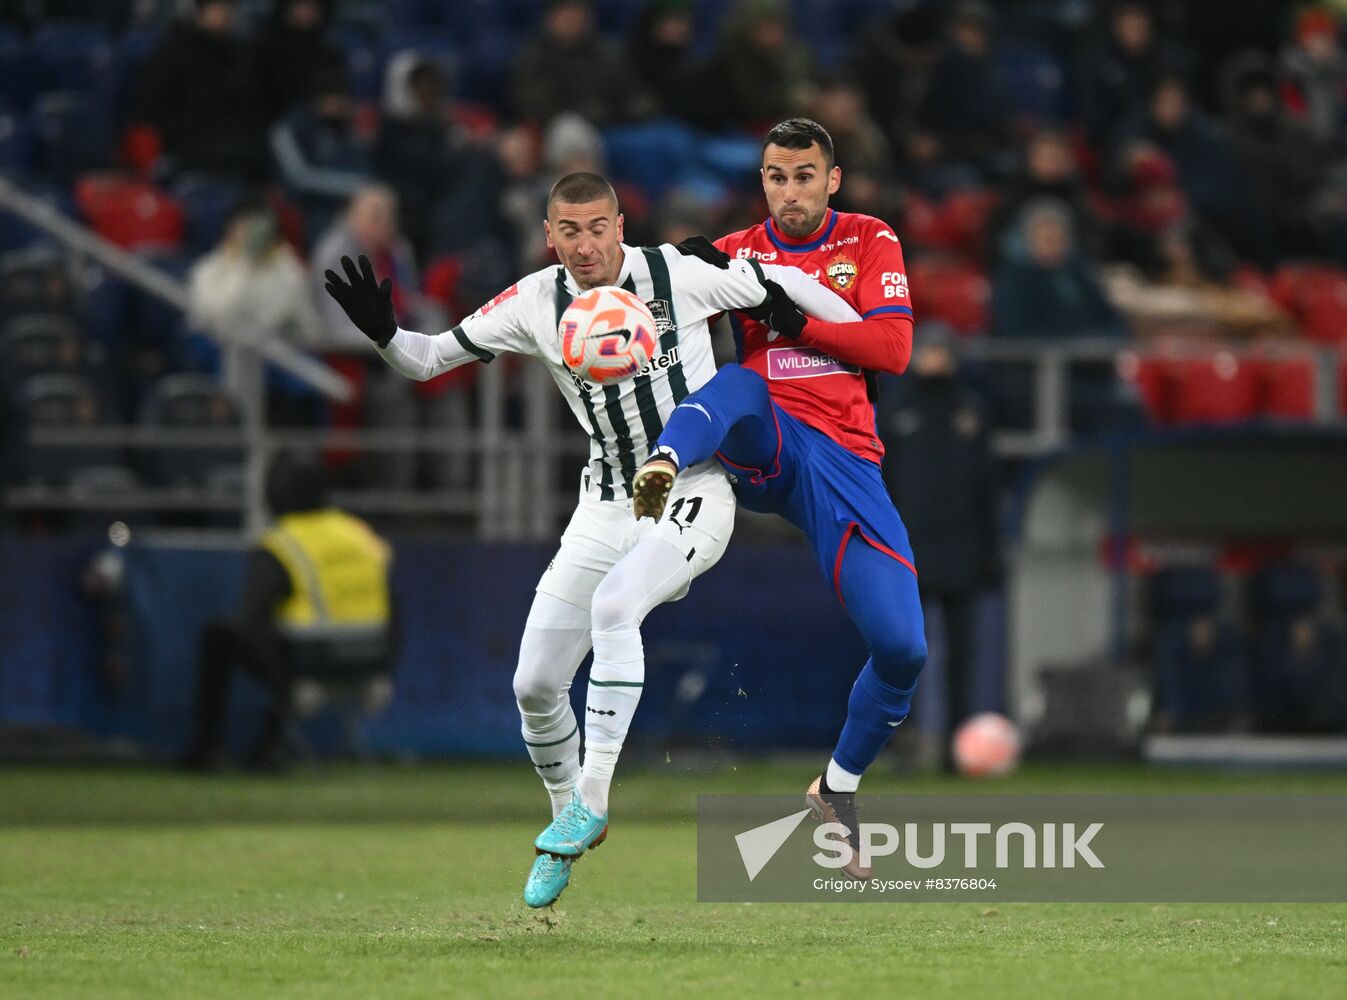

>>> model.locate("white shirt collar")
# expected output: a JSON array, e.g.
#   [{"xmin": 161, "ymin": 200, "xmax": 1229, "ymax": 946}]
[{"xmin": 561, "ymin": 244, "xmax": 635, "ymax": 295}]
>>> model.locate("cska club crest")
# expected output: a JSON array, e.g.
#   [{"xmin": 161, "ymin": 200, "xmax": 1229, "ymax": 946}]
[{"xmin": 826, "ymin": 255, "xmax": 858, "ymax": 292}]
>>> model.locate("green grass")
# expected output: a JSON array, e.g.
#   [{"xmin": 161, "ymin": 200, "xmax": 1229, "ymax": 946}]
[{"xmin": 2, "ymin": 762, "xmax": 1346, "ymax": 999}]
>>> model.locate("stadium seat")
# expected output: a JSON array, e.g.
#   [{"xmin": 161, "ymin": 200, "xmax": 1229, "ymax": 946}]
[
  {"xmin": 12, "ymin": 372, "xmax": 119, "ymax": 487},
  {"xmin": 74, "ymin": 174, "xmax": 184, "ymax": 252},
  {"xmin": 1149, "ymin": 566, "xmax": 1247, "ymax": 732},
  {"xmin": 1270, "ymin": 263, "xmax": 1347, "ymax": 346},
  {"xmin": 2, "ymin": 312, "xmax": 89, "ymax": 390},
  {"xmin": 0, "ymin": 25, "xmax": 36, "ymax": 111},
  {"xmin": 331, "ymin": 25, "xmax": 387, "ymax": 101},
  {"xmin": 906, "ymin": 258, "xmax": 989, "ymax": 334},
  {"xmin": 1164, "ymin": 353, "xmax": 1263, "ymax": 426},
  {"xmin": 1247, "ymin": 563, "xmax": 1347, "ymax": 732},
  {"xmin": 1115, "ymin": 353, "xmax": 1167, "ymax": 423},
  {"xmin": 0, "ymin": 108, "xmax": 35, "ymax": 176},
  {"xmin": 455, "ymin": 28, "xmax": 520, "ymax": 109},
  {"xmin": 137, "ymin": 373, "xmax": 241, "ymax": 489},
  {"xmin": 31, "ymin": 22, "xmax": 115, "ymax": 96},
  {"xmin": 1259, "ymin": 355, "xmax": 1316, "ymax": 421},
  {"xmin": 0, "ymin": 245, "xmax": 77, "ymax": 320},
  {"xmin": 170, "ymin": 173, "xmax": 246, "ymax": 257},
  {"xmin": 604, "ymin": 121, "xmax": 703, "ymax": 203},
  {"xmin": 995, "ymin": 41, "xmax": 1068, "ymax": 122},
  {"xmin": 31, "ymin": 92, "xmax": 115, "ymax": 183},
  {"xmin": 904, "ymin": 189, "xmax": 1000, "ymax": 258}
]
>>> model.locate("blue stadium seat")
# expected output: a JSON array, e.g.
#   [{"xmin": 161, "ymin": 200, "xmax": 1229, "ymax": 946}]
[
  {"xmin": 1149, "ymin": 567, "xmax": 1247, "ymax": 732},
  {"xmin": 995, "ymin": 40, "xmax": 1068, "ymax": 123},
  {"xmin": 171, "ymin": 172, "xmax": 246, "ymax": 257},
  {"xmin": 0, "ymin": 246, "xmax": 78, "ymax": 320},
  {"xmin": 32, "ymin": 22, "xmax": 116, "ymax": 96},
  {"xmin": 2, "ymin": 312, "xmax": 88, "ymax": 390},
  {"xmin": 1247, "ymin": 563, "xmax": 1347, "ymax": 732},
  {"xmin": 331, "ymin": 25, "xmax": 387, "ymax": 100},
  {"xmin": 31, "ymin": 92, "xmax": 115, "ymax": 183},
  {"xmin": 0, "ymin": 25, "xmax": 36, "ymax": 111},
  {"xmin": 12, "ymin": 372, "xmax": 119, "ymax": 487},
  {"xmin": 0, "ymin": 108, "xmax": 35, "ymax": 176},
  {"xmin": 455, "ymin": 28, "xmax": 521, "ymax": 109},
  {"xmin": 138, "ymin": 373, "xmax": 241, "ymax": 489},
  {"xmin": 603, "ymin": 120, "xmax": 702, "ymax": 203}
]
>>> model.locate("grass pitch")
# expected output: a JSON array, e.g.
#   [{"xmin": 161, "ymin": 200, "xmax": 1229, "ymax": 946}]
[{"xmin": 2, "ymin": 761, "xmax": 1345, "ymax": 999}]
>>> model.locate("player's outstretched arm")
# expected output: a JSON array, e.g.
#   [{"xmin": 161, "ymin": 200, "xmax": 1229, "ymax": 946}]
[
  {"xmin": 322, "ymin": 254, "xmax": 481, "ymax": 381},
  {"xmin": 758, "ymin": 263, "xmax": 861, "ymax": 324}
]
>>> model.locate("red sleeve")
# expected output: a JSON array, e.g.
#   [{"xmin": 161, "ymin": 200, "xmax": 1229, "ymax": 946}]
[
  {"xmin": 797, "ymin": 218, "xmax": 914, "ymax": 374},
  {"xmin": 798, "ymin": 314, "xmax": 913, "ymax": 374},
  {"xmin": 852, "ymin": 218, "xmax": 914, "ymax": 321}
]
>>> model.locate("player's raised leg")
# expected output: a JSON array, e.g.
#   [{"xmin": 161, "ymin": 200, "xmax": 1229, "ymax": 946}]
[
  {"xmin": 539, "ymin": 469, "xmax": 735, "ymax": 856},
  {"xmin": 513, "ymin": 592, "xmax": 591, "ymax": 817},
  {"xmin": 808, "ymin": 532, "xmax": 926, "ymax": 876},
  {"xmin": 633, "ymin": 364, "xmax": 779, "ymax": 520}
]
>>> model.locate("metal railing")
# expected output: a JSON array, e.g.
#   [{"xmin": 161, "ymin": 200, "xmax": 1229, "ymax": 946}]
[{"xmin": 5, "ymin": 177, "xmax": 1343, "ymax": 539}]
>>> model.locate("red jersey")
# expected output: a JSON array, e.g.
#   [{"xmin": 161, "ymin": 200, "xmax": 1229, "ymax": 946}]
[{"xmin": 716, "ymin": 209, "xmax": 914, "ymax": 463}]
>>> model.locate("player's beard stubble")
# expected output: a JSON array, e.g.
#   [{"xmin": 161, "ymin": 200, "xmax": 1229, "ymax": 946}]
[{"xmin": 773, "ymin": 203, "xmax": 828, "ymax": 239}]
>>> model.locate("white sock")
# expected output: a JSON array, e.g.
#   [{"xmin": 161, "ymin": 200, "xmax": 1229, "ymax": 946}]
[
  {"xmin": 547, "ymin": 777, "xmax": 576, "ymax": 818},
  {"xmin": 826, "ymin": 756, "xmax": 861, "ymax": 793},
  {"xmin": 520, "ymin": 705, "xmax": 581, "ymax": 816},
  {"xmin": 578, "ymin": 743, "xmax": 622, "ymax": 816}
]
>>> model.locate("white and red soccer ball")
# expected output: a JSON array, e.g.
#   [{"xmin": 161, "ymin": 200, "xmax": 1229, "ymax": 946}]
[
  {"xmin": 559, "ymin": 286, "xmax": 658, "ymax": 384},
  {"xmin": 952, "ymin": 712, "xmax": 1022, "ymax": 777}
]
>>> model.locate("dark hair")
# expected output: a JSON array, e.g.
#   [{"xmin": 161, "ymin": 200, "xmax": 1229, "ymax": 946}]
[
  {"xmin": 547, "ymin": 172, "xmax": 619, "ymax": 213},
  {"xmin": 762, "ymin": 118, "xmax": 835, "ymax": 168},
  {"xmin": 226, "ymin": 193, "xmax": 271, "ymax": 227},
  {"xmin": 267, "ymin": 453, "xmax": 328, "ymax": 516}
]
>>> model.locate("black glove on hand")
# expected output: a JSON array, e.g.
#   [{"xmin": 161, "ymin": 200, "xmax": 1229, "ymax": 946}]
[
  {"xmin": 323, "ymin": 254, "xmax": 396, "ymax": 348},
  {"xmin": 744, "ymin": 279, "xmax": 807, "ymax": 339},
  {"xmin": 674, "ymin": 234, "xmax": 730, "ymax": 269}
]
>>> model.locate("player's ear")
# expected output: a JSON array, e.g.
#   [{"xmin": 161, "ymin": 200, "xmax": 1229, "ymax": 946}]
[
  {"xmin": 615, "ymin": 213, "xmax": 625, "ymax": 242},
  {"xmin": 543, "ymin": 219, "xmax": 554, "ymax": 250},
  {"xmin": 828, "ymin": 165, "xmax": 842, "ymax": 196}
]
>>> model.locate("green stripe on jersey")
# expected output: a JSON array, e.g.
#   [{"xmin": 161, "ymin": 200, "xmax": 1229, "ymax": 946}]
[
  {"xmin": 451, "ymin": 325, "xmax": 495, "ymax": 364},
  {"xmin": 641, "ymin": 246, "xmax": 688, "ymax": 402},
  {"xmin": 622, "ymin": 274, "xmax": 666, "ymax": 448},
  {"xmin": 555, "ymin": 269, "xmax": 615, "ymax": 501},
  {"xmin": 589, "ymin": 679, "xmax": 645, "ymax": 688}
]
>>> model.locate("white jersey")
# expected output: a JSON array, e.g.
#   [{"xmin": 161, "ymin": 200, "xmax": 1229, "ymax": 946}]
[{"xmin": 377, "ymin": 242, "xmax": 861, "ymax": 501}]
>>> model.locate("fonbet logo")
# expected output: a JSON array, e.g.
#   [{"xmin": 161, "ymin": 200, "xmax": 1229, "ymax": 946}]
[{"xmin": 735, "ymin": 812, "xmax": 1105, "ymax": 882}]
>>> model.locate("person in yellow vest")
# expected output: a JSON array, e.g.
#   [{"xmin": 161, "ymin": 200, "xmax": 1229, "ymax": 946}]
[{"xmin": 183, "ymin": 454, "xmax": 394, "ymax": 770}]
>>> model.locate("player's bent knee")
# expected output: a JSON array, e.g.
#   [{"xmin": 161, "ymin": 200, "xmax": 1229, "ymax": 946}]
[
  {"xmin": 512, "ymin": 669, "xmax": 564, "ymax": 717},
  {"xmin": 590, "ymin": 578, "xmax": 638, "ymax": 635},
  {"xmin": 870, "ymin": 631, "xmax": 928, "ymax": 685}
]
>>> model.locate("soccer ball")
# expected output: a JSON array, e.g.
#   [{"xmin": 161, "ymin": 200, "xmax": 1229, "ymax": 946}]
[
  {"xmin": 559, "ymin": 286, "xmax": 658, "ymax": 384},
  {"xmin": 952, "ymin": 712, "xmax": 1022, "ymax": 777}
]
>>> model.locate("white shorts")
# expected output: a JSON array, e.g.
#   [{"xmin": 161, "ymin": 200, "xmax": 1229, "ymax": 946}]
[{"xmin": 535, "ymin": 461, "xmax": 736, "ymax": 610}]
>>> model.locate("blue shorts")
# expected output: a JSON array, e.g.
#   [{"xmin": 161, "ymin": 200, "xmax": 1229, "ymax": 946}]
[{"xmin": 715, "ymin": 401, "xmax": 918, "ymax": 600}]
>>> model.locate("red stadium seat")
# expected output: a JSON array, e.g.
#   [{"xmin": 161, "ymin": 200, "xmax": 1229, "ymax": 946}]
[
  {"xmin": 1270, "ymin": 263, "xmax": 1347, "ymax": 345},
  {"xmin": 1116, "ymin": 352, "xmax": 1168, "ymax": 423},
  {"xmin": 902, "ymin": 189, "xmax": 1000, "ymax": 258},
  {"xmin": 907, "ymin": 258, "xmax": 989, "ymax": 334},
  {"xmin": 1166, "ymin": 352, "xmax": 1263, "ymax": 425},
  {"xmin": 1260, "ymin": 355, "xmax": 1316, "ymax": 420},
  {"xmin": 74, "ymin": 173, "xmax": 183, "ymax": 251}
]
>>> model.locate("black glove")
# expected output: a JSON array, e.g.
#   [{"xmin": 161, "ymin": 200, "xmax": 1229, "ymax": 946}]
[
  {"xmin": 674, "ymin": 234, "xmax": 730, "ymax": 269},
  {"xmin": 323, "ymin": 254, "xmax": 396, "ymax": 348},
  {"xmin": 744, "ymin": 278, "xmax": 807, "ymax": 339}
]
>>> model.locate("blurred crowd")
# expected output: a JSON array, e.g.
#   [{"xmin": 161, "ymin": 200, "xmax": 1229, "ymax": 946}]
[{"xmin": 4, "ymin": 0, "xmax": 1347, "ymax": 479}]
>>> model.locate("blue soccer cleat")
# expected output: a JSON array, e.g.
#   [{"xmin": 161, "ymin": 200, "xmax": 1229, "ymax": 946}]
[
  {"xmin": 523, "ymin": 852, "xmax": 575, "ymax": 908},
  {"xmin": 533, "ymin": 790, "xmax": 609, "ymax": 857}
]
